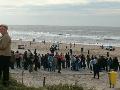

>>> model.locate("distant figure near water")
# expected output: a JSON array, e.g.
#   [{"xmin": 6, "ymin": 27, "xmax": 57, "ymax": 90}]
[
  {"xmin": 70, "ymin": 43, "xmax": 72, "ymax": 48},
  {"xmin": 0, "ymin": 24, "xmax": 11, "ymax": 86}
]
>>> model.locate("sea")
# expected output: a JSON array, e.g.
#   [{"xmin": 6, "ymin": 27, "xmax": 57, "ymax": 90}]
[{"xmin": 8, "ymin": 25, "xmax": 120, "ymax": 47}]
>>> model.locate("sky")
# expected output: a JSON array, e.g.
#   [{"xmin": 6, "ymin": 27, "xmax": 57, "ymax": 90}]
[{"xmin": 0, "ymin": 0, "xmax": 120, "ymax": 27}]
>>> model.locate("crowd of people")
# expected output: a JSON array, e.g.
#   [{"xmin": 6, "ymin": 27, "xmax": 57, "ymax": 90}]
[{"xmin": 10, "ymin": 48, "xmax": 120, "ymax": 78}]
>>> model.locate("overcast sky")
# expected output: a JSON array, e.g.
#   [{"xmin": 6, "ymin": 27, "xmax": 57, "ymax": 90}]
[{"xmin": 0, "ymin": 0, "xmax": 120, "ymax": 27}]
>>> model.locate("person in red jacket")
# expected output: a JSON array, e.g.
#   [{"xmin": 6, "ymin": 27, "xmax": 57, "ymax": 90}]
[
  {"xmin": 60, "ymin": 53, "xmax": 65, "ymax": 68},
  {"xmin": 55, "ymin": 52, "xmax": 62, "ymax": 73}
]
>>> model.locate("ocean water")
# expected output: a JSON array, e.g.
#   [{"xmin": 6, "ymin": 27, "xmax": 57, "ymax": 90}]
[{"xmin": 8, "ymin": 25, "xmax": 120, "ymax": 47}]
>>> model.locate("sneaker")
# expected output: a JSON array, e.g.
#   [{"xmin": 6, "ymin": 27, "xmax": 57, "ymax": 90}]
[{"xmin": 58, "ymin": 71, "xmax": 61, "ymax": 73}]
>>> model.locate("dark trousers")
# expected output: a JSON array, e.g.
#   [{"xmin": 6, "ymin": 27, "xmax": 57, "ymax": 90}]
[
  {"xmin": 66, "ymin": 60, "xmax": 70, "ymax": 68},
  {"xmin": 94, "ymin": 71, "xmax": 99, "ymax": 79},
  {"xmin": 16, "ymin": 58, "xmax": 21, "ymax": 68},
  {"xmin": 62, "ymin": 61, "xmax": 65, "ymax": 68},
  {"xmin": 0, "ymin": 56, "xmax": 10, "ymax": 83},
  {"xmin": 10, "ymin": 62, "xmax": 14, "ymax": 69},
  {"xmin": 24, "ymin": 61, "xmax": 28, "ymax": 70},
  {"xmin": 58, "ymin": 61, "xmax": 61, "ymax": 73}
]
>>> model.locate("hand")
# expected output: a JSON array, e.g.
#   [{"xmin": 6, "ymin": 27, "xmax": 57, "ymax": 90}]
[{"xmin": 0, "ymin": 33, "xmax": 2, "ymax": 37}]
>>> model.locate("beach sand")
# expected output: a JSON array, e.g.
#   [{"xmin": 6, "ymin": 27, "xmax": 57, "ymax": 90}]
[
  {"xmin": 10, "ymin": 68, "xmax": 120, "ymax": 90},
  {"xmin": 11, "ymin": 40, "xmax": 120, "ymax": 58},
  {"xmin": 10, "ymin": 40, "xmax": 120, "ymax": 90}
]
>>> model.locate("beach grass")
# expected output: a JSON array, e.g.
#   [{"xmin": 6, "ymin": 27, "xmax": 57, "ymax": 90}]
[{"xmin": 0, "ymin": 78, "xmax": 88, "ymax": 90}]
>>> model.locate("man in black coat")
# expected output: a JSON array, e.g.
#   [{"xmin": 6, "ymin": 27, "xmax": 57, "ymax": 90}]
[{"xmin": 93, "ymin": 60, "xmax": 100, "ymax": 79}]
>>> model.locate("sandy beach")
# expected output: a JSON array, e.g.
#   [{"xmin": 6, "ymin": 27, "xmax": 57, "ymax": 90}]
[
  {"xmin": 10, "ymin": 67, "xmax": 120, "ymax": 90},
  {"xmin": 11, "ymin": 40, "xmax": 120, "ymax": 59},
  {"xmin": 10, "ymin": 40, "xmax": 120, "ymax": 90}
]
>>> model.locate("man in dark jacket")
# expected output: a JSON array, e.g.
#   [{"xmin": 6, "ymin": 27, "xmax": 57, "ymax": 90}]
[
  {"xmin": 65, "ymin": 53, "xmax": 70, "ymax": 68},
  {"xmin": 93, "ymin": 58, "xmax": 100, "ymax": 79}
]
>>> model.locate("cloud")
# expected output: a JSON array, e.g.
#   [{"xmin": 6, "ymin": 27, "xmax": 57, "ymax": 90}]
[
  {"xmin": 0, "ymin": 0, "xmax": 120, "ymax": 7},
  {"xmin": 0, "ymin": 1, "xmax": 120, "ymax": 16},
  {"xmin": 97, "ymin": 0, "xmax": 120, "ymax": 3},
  {"xmin": 94, "ymin": 8, "xmax": 120, "ymax": 15},
  {"xmin": 0, "ymin": 0, "xmax": 120, "ymax": 26},
  {"xmin": 0, "ymin": 0, "xmax": 89, "ymax": 6}
]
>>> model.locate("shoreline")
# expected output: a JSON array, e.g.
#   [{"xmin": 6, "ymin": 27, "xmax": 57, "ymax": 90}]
[{"xmin": 11, "ymin": 39, "xmax": 120, "ymax": 47}]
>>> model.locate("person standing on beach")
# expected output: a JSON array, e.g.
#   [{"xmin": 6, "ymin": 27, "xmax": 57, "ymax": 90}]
[
  {"xmin": 15, "ymin": 51, "xmax": 21, "ymax": 68},
  {"xmin": 93, "ymin": 57, "xmax": 100, "ymax": 79},
  {"xmin": 70, "ymin": 42, "xmax": 72, "ymax": 48},
  {"xmin": 70, "ymin": 48, "xmax": 72, "ymax": 55},
  {"xmin": 86, "ymin": 54, "xmax": 91, "ymax": 69},
  {"xmin": 0, "ymin": 24, "xmax": 11, "ymax": 86},
  {"xmin": 65, "ymin": 52, "xmax": 70, "ymax": 68},
  {"xmin": 55, "ymin": 52, "xmax": 62, "ymax": 73}
]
